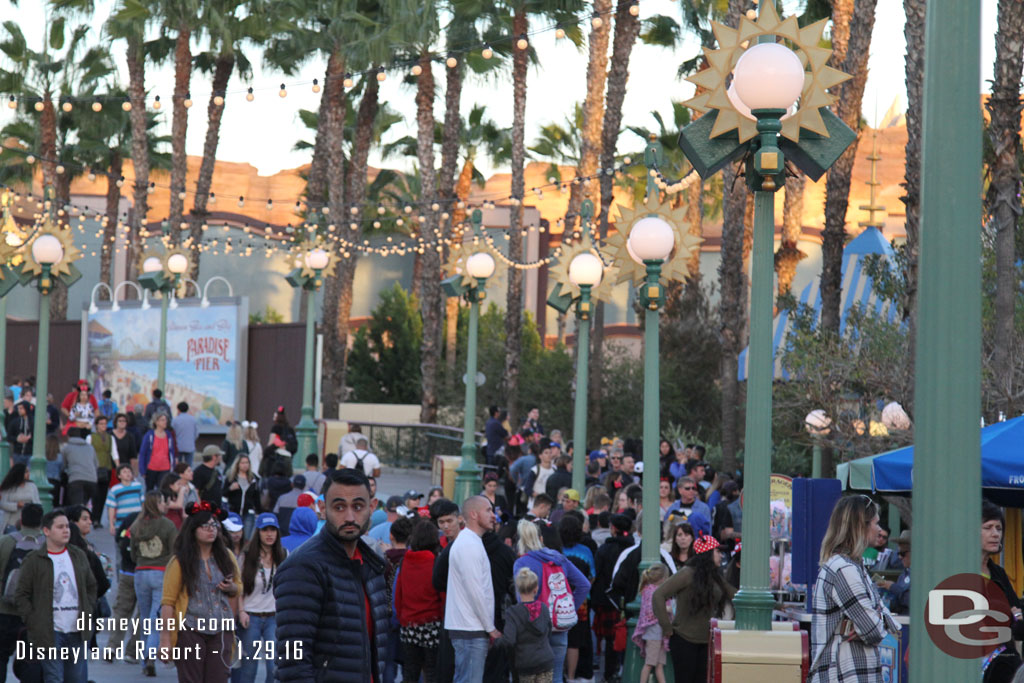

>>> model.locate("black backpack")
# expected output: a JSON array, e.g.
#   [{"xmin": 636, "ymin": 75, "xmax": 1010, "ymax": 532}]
[{"xmin": 2, "ymin": 532, "xmax": 43, "ymax": 600}]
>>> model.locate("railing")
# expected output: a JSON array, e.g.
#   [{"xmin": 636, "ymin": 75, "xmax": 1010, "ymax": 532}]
[{"xmin": 358, "ymin": 421, "xmax": 483, "ymax": 469}]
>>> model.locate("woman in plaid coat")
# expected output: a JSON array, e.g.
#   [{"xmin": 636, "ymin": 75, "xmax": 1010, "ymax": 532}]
[{"xmin": 809, "ymin": 495, "xmax": 900, "ymax": 683}]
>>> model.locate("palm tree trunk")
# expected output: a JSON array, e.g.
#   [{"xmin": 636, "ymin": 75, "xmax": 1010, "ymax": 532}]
[
  {"xmin": 820, "ymin": 0, "xmax": 878, "ymax": 335},
  {"xmin": 986, "ymin": 0, "xmax": 1024, "ymax": 418},
  {"xmin": 305, "ymin": 60, "xmax": 335, "ymax": 207},
  {"xmin": 100, "ymin": 152, "xmax": 123, "ymax": 292},
  {"xmin": 776, "ymin": 172, "xmax": 806, "ymax": 297},
  {"xmin": 189, "ymin": 54, "xmax": 235, "ymax": 280},
  {"xmin": 564, "ymin": 0, "xmax": 611, "ymax": 230},
  {"xmin": 49, "ymin": 173, "xmax": 72, "ymax": 320},
  {"xmin": 717, "ymin": 0, "xmax": 748, "ymax": 478},
  {"xmin": 39, "ymin": 93, "xmax": 57, "ymax": 195},
  {"xmin": 438, "ymin": 61, "xmax": 464, "ymax": 384},
  {"xmin": 319, "ymin": 51, "xmax": 349, "ymax": 419},
  {"xmin": 503, "ymin": 7, "xmax": 529, "ymax": 427},
  {"xmin": 126, "ymin": 36, "xmax": 149, "ymax": 288},
  {"xmin": 901, "ymin": 0, "xmax": 925, "ymax": 416},
  {"xmin": 416, "ymin": 53, "xmax": 443, "ymax": 424},
  {"xmin": 168, "ymin": 24, "xmax": 192, "ymax": 246},
  {"xmin": 446, "ymin": 158, "xmax": 475, "ymax": 373},
  {"xmin": 685, "ymin": 179, "xmax": 704, "ymax": 281},
  {"xmin": 592, "ymin": 0, "xmax": 641, "ymax": 429}
]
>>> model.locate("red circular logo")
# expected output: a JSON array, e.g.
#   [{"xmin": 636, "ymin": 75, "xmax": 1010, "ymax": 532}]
[{"xmin": 925, "ymin": 573, "xmax": 1012, "ymax": 659}]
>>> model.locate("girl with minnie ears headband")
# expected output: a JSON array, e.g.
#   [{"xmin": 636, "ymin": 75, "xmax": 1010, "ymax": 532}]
[
  {"xmin": 651, "ymin": 530, "xmax": 737, "ymax": 683},
  {"xmin": 158, "ymin": 501, "xmax": 242, "ymax": 682}
]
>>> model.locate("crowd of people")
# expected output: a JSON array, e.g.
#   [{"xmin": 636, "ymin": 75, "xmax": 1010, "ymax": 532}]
[{"xmin": 2, "ymin": 391, "xmax": 1021, "ymax": 683}]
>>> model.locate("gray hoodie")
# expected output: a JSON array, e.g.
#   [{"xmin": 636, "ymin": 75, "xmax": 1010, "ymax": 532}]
[
  {"xmin": 495, "ymin": 599, "xmax": 554, "ymax": 675},
  {"xmin": 62, "ymin": 436, "xmax": 99, "ymax": 483}
]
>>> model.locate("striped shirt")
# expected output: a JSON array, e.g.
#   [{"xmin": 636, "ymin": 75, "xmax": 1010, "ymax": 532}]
[
  {"xmin": 108, "ymin": 482, "xmax": 144, "ymax": 523},
  {"xmin": 809, "ymin": 554, "xmax": 899, "ymax": 683}
]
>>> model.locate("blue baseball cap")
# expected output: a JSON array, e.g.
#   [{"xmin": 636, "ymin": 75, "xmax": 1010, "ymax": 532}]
[
  {"xmin": 589, "ymin": 450, "xmax": 605, "ymax": 462},
  {"xmin": 223, "ymin": 512, "xmax": 244, "ymax": 533},
  {"xmin": 255, "ymin": 512, "xmax": 280, "ymax": 530}
]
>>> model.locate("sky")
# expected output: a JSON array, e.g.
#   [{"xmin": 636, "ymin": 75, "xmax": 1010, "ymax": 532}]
[{"xmin": 0, "ymin": 1, "xmax": 999, "ymax": 187}]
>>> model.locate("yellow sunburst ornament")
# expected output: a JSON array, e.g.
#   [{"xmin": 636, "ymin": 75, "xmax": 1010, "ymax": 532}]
[
  {"xmin": 443, "ymin": 225, "xmax": 503, "ymax": 292},
  {"xmin": 603, "ymin": 194, "xmax": 703, "ymax": 287},
  {"xmin": 548, "ymin": 240, "xmax": 617, "ymax": 303},
  {"xmin": 293, "ymin": 240, "xmax": 338, "ymax": 281},
  {"xmin": 684, "ymin": 1, "xmax": 850, "ymax": 144},
  {"xmin": 21, "ymin": 216, "xmax": 81, "ymax": 280}
]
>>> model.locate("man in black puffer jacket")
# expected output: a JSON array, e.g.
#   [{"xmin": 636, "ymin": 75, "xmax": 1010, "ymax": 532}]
[{"xmin": 275, "ymin": 468, "xmax": 389, "ymax": 682}]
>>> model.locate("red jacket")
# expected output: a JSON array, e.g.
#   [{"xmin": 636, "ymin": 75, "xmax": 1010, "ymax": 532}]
[{"xmin": 394, "ymin": 550, "xmax": 443, "ymax": 627}]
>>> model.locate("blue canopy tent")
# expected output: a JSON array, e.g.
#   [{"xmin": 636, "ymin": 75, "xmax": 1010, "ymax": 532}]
[{"xmin": 849, "ymin": 416, "xmax": 1024, "ymax": 507}]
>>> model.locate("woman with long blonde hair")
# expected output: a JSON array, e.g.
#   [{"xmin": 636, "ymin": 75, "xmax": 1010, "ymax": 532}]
[
  {"xmin": 241, "ymin": 421, "xmax": 263, "ymax": 476},
  {"xmin": 220, "ymin": 421, "xmax": 248, "ymax": 471},
  {"xmin": 808, "ymin": 495, "xmax": 899, "ymax": 683}
]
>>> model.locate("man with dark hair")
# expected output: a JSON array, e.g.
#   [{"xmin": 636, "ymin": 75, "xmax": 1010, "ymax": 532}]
[
  {"xmin": 193, "ymin": 444, "xmax": 224, "ymax": 504},
  {"xmin": 484, "ymin": 406, "xmax": 508, "ymax": 465},
  {"xmin": 15, "ymin": 508, "xmax": 97, "ymax": 682},
  {"xmin": 323, "ymin": 452, "xmax": 339, "ymax": 476},
  {"xmin": 143, "ymin": 388, "xmax": 170, "ymax": 423},
  {"xmin": 524, "ymin": 493, "xmax": 554, "ymax": 523},
  {"xmin": 0, "ymin": 503, "xmax": 44, "ymax": 681},
  {"xmin": 430, "ymin": 498, "xmax": 462, "ymax": 546},
  {"xmin": 619, "ymin": 454, "xmax": 637, "ymax": 486},
  {"xmin": 275, "ymin": 468, "xmax": 389, "ymax": 681},
  {"xmin": 275, "ymin": 475, "xmax": 309, "ymax": 515},
  {"xmin": 98, "ymin": 389, "xmax": 117, "ymax": 421},
  {"xmin": 171, "ymin": 401, "xmax": 198, "ymax": 465},
  {"xmin": 303, "ymin": 453, "xmax": 326, "ymax": 495}
]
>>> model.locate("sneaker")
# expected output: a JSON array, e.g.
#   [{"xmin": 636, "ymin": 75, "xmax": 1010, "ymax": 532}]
[{"xmin": 144, "ymin": 662, "xmax": 156, "ymax": 677}]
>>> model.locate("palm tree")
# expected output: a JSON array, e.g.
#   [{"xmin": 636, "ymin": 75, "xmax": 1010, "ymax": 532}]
[
  {"xmin": 819, "ymin": 0, "xmax": 879, "ymax": 334},
  {"xmin": 187, "ymin": 0, "xmax": 262, "ymax": 279},
  {"xmin": 75, "ymin": 94, "xmax": 171, "ymax": 290},
  {"xmin": 986, "ymin": 0, "xmax": 1024, "ymax": 418},
  {"xmin": 776, "ymin": 172, "xmax": 807, "ymax": 298},
  {"xmin": 498, "ymin": 0, "xmax": 582, "ymax": 427}
]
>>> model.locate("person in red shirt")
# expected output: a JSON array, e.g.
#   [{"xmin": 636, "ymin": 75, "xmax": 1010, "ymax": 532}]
[
  {"xmin": 61, "ymin": 379, "xmax": 97, "ymax": 420},
  {"xmin": 395, "ymin": 520, "xmax": 443, "ymax": 682}
]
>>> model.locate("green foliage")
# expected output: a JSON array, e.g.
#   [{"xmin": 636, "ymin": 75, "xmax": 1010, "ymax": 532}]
[
  {"xmin": 248, "ymin": 306, "xmax": 285, "ymax": 324},
  {"xmin": 347, "ymin": 284, "xmax": 423, "ymax": 403}
]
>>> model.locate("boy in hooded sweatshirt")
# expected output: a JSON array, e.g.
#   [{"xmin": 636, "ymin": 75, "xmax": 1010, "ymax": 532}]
[{"xmin": 496, "ymin": 567, "xmax": 555, "ymax": 683}]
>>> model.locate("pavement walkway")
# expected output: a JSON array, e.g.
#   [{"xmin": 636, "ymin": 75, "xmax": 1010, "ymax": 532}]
[{"xmin": 4, "ymin": 466, "xmax": 433, "ymax": 683}]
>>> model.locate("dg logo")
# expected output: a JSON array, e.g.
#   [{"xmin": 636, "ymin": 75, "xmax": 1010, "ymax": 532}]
[{"xmin": 925, "ymin": 573, "xmax": 1013, "ymax": 659}]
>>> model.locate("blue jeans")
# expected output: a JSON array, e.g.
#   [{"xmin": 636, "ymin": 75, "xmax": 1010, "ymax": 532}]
[
  {"xmin": 549, "ymin": 629, "xmax": 569, "ymax": 683},
  {"xmin": 233, "ymin": 613, "xmax": 276, "ymax": 683},
  {"xmin": 134, "ymin": 569, "xmax": 164, "ymax": 661},
  {"xmin": 41, "ymin": 631, "xmax": 87, "ymax": 683},
  {"xmin": 451, "ymin": 636, "xmax": 488, "ymax": 683}
]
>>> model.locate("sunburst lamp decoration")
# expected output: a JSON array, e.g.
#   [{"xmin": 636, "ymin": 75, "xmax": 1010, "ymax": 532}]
[
  {"xmin": 21, "ymin": 217, "xmax": 82, "ymax": 294},
  {"xmin": 677, "ymin": 0, "xmax": 856, "ymax": 184},
  {"xmin": 442, "ymin": 210, "xmax": 501, "ymax": 302},
  {"xmin": 286, "ymin": 239, "xmax": 337, "ymax": 290},
  {"xmin": 547, "ymin": 200, "xmax": 618, "ymax": 317}
]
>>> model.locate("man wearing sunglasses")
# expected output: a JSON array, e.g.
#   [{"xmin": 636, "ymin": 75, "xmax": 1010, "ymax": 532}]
[
  {"xmin": 664, "ymin": 477, "xmax": 712, "ymax": 524},
  {"xmin": 876, "ymin": 530, "xmax": 911, "ymax": 614}
]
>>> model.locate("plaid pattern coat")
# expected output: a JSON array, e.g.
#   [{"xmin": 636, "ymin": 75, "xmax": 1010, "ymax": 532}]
[{"xmin": 809, "ymin": 554, "xmax": 899, "ymax": 683}]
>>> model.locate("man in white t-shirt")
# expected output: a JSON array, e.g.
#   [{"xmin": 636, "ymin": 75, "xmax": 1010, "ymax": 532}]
[
  {"xmin": 14, "ymin": 508, "xmax": 96, "ymax": 682},
  {"xmin": 526, "ymin": 439, "xmax": 556, "ymax": 506},
  {"xmin": 337, "ymin": 425, "xmax": 364, "ymax": 460},
  {"xmin": 341, "ymin": 438, "xmax": 381, "ymax": 477}
]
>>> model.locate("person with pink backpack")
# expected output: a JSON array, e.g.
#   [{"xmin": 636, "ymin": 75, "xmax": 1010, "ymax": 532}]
[{"xmin": 513, "ymin": 519, "xmax": 591, "ymax": 683}]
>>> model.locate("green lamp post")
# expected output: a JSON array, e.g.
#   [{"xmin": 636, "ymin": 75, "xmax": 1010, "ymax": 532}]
[
  {"xmin": 443, "ymin": 210, "xmax": 495, "ymax": 505},
  {"xmin": 24, "ymin": 224, "xmax": 82, "ymax": 511},
  {"xmin": 676, "ymin": 0, "xmax": 855, "ymax": 631},
  {"xmin": 285, "ymin": 243, "xmax": 333, "ymax": 470},
  {"xmin": 138, "ymin": 250, "xmax": 190, "ymax": 395},
  {"xmin": 546, "ymin": 199, "xmax": 606, "ymax": 493},
  {"xmin": 908, "ymin": 1, "xmax": 981, "ymax": 680}
]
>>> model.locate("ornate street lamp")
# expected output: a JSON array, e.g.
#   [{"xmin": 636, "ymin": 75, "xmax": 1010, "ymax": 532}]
[
  {"xmin": 23, "ymin": 222, "xmax": 82, "ymax": 510},
  {"xmin": 442, "ymin": 210, "xmax": 497, "ymax": 504},
  {"xmin": 546, "ymin": 199, "xmax": 614, "ymax": 492},
  {"xmin": 804, "ymin": 409, "xmax": 831, "ymax": 479},
  {"xmin": 676, "ymin": 0, "xmax": 855, "ymax": 631},
  {"xmin": 139, "ymin": 248, "xmax": 191, "ymax": 394},
  {"xmin": 286, "ymin": 241, "xmax": 337, "ymax": 469}
]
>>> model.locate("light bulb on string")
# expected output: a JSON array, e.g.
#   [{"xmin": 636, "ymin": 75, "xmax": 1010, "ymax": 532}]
[
  {"xmin": 591, "ymin": 14, "xmax": 603, "ymax": 28},
  {"xmin": 33, "ymin": 100, "xmax": 43, "ymax": 112},
  {"xmin": 555, "ymin": 24, "xmax": 565, "ymax": 39},
  {"xmin": 482, "ymin": 45, "xmax": 493, "ymax": 59},
  {"xmin": 61, "ymin": 100, "xmax": 72, "ymax": 112},
  {"xmin": 153, "ymin": 95, "xmax": 161, "ymax": 109},
  {"xmin": 516, "ymin": 34, "xmax": 529, "ymax": 50},
  {"xmin": 630, "ymin": 1, "xmax": 640, "ymax": 17},
  {"xmin": 183, "ymin": 93, "xmax": 193, "ymax": 108},
  {"xmin": 376, "ymin": 68, "xmax": 386, "ymax": 82},
  {"xmin": 121, "ymin": 101, "xmax": 131, "ymax": 111},
  {"xmin": 343, "ymin": 73, "xmax": 354, "ymax": 88},
  {"xmin": 278, "ymin": 83, "xmax": 287, "ymax": 98},
  {"xmin": 312, "ymin": 79, "xmax": 321, "ymax": 93},
  {"xmin": 91, "ymin": 100, "xmax": 102, "ymax": 112},
  {"xmin": 246, "ymin": 88, "xmax": 254, "ymax": 102},
  {"xmin": 411, "ymin": 64, "xmax": 422, "ymax": 76},
  {"xmin": 446, "ymin": 55, "xmax": 457, "ymax": 68}
]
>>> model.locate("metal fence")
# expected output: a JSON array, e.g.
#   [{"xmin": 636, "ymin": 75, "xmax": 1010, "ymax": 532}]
[{"xmin": 360, "ymin": 421, "xmax": 481, "ymax": 469}]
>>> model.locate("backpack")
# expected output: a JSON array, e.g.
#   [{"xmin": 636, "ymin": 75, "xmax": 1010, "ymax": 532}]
[
  {"xmin": 538, "ymin": 559, "xmax": 578, "ymax": 632},
  {"xmin": 353, "ymin": 451, "xmax": 369, "ymax": 474},
  {"xmin": 2, "ymin": 532, "xmax": 44, "ymax": 600}
]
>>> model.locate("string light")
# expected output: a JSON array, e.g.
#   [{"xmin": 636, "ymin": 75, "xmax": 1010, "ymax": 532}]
[
  {"xmin": 152, "ymin": 95, "xmax": 161, "ymax": 110},
  {"xmin": 446, "ymin": 55, "xmax": 458, "ymax": 68},
  {"xmin": 312, "ymin": 78, "xmax": 321, "ymax": 93},
  {"xmin": 411, "ymin": 64, "xmax": 422, "ymax": 76},
  {"xmin": 278, "ymin": 83, "xmax": 287, "ymax": 98},
  {"xmin": 33, "ymin": 101, "xmax": 43, "ymax": 112},
  {"xmin": 246, "ymin": 87, "xmax": 254, "ymax": 102},
  {"xmin": 481, "ymin": 44, "xmax": 493, "ymax": 59},
  {"xmin": 343, "ymin": 73, "xmax": 354, "ymax": 88},
  {"xmin": 121, "ymin": 101, "xmax": 131, "ymax": 111},
  {"xmin": 61, "ymin": 100, "xmax": 72, "ymax": 112},
  {"xmin": 516, "ymin": 34, "xmax": 529, "ymax": 50},
  {"xmin": 91, "ymin": 100, "xmax": 102, "ymax": 112},
  {"xmin": 183, "ymin": 93, "xmax": 193, "ymax": 108},
  {"xmin": 376, "ymin": 67, "xmax": 386, "ymax": 82}
]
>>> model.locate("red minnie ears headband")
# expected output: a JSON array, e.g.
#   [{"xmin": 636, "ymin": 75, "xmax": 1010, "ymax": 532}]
[
  {"xmin": 186, "ymin": 500, "xmax": 228, "ymax": 521},
  {"xmin": 693, "ymin": 532, "xmax": 720, "ymax": 555}
]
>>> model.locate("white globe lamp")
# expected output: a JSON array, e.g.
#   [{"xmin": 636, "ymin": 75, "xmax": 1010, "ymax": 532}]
[
  {"xmin": 466, "ymin": 252, "xmax": 496, "ymax": 279},
  {"xmin": 31, "ymin": 234, "xmax": 63, "ymax": 266},
  {"xmin": 166, "ymin": 253, "xmax": 189, "ymax": 275},
  {"xmin": 732, "ymin": 43, "xmax": 806, "ymax": 112},
  {"xmin": 804, "ymin": 409, "xmax": 832, "ymax": 436},
  {"xmin": 881, "ymin": 401, "xmax": 911, "ymax": 431},
  {"xmin": 628, "ymin": 216, "xmax": 675, "ymax": 263},
  {"xmin": 305, "ymin": 248, "xmax": 330, "ymax": 271},
  {"xmin": 142, "ymin": 256, "xmax": 163, "ymax": 273},
  {"xmin": 569, "ymin": 252, "xmax": 603, "ymax": 287}
]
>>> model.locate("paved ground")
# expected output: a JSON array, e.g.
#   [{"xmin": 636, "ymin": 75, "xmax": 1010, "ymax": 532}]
[{"xmin": 4, "ymin": 467, "xmax": 433, "ymax": 683}]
